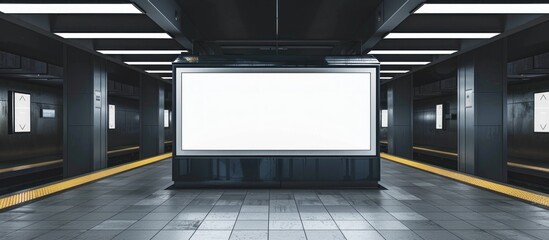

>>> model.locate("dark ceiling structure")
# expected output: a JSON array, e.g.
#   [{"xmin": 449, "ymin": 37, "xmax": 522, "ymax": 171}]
[{"xmin": 1, "ymin": 0, "xmax": 549, "ymax": 81}]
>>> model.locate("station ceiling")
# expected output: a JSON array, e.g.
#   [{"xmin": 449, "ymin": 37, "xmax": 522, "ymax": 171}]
[{"xmin": 1, "ymin": 0, "xmax": 549, "ymax": 81}]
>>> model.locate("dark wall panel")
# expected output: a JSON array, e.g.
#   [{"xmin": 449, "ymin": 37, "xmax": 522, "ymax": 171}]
[
  {"xmin": 107, "ymin": 96, "xmax": 139, "ymax": 149},
  {"xmin": 413, "ymin": 95, "xmax": 457, "ymax": 152},
  {"xmin": 0, "ymin": 79, "xmax": 62, "ymax": 165},
  {"xmin": 508, "ymin": 79, "xmax": 549, "ymax": 162}
]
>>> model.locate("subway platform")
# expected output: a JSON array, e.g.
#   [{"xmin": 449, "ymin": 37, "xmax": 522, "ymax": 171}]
[{"xmin": 0, "ymin": 157, "xmax": 547, "ymax": 240}]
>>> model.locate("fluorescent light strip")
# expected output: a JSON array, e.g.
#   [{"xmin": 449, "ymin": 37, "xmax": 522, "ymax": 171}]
[
  {"xmin": 369, "ymin": 50, "xmax": 457, "ymax": 55},
  {"xmin": 55, "ymin": 33, "xmax": 171, "ymax": 39},
  {"xmin": 415, "ymin": 3, "xmax": 549, "ymax": 14},
  {"xmin": 162, "ymin": 77, "xmax": 173, "ymax": 80},
  {"xmin": 385, "ymin": 33, "xmax": 499, "ymax": 39},
  {"xmin": 125, "ymin": 62, "xmax": 173, "ymax": 66},
  {"xmin": 380, "ymin": 70, "xmax": 410, "ymax": 74},
  {"xmin": 146, "ymin": 70, "xmax": 172, "ymax": 74},
  {"xmin": 380, "ymin": 62, "xmax": 430, "ymax": 66},
  {"xmin": 380, "ymin": 77, "xmax": 393, "ymax": 80},
  {"xmin": 0, "ymin": 3, "xmax": 142, "ymax": 14},
  {"xmin": 98, "ymin": 50, "xmax": 187, "ymax": 55}
]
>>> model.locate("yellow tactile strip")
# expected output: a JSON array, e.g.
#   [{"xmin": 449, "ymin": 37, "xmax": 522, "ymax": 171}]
[
  {"xmin": 381, "ymin": 153, "xmax": 549, "ymax": 207},
  {"xmin": 0, "ymin": 159, "xmax": 63, "ymax": 174},
  {"xmin": 0, "ymin": 153, "xmax": 172, "ymax": 211}
]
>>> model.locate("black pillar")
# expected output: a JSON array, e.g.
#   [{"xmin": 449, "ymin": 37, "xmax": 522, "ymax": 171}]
[
  {"xmin": 387, "ymin": 74, "xmax": 413, "ymax": 158},
  {"xmin": 63, "ymin": 46, "xmax": 107, "ymax": 177},
  {"xmin": 457, "ymin": 40, "xmax": 507, "ymax": 182},
  {"xmin": 140, "ymin": 75, "xmax": 164, "ymax": 158}
]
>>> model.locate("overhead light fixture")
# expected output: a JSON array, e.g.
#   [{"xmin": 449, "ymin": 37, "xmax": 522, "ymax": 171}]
[
  {"xmin": 414, "ymin": 3, "xmax": 549, "ymax": 14},
  {"xmin": 55, "ymin": 33, "xmax": 171, "ymax": 39},
  {"xmin": 125, "ymin": 62, "xmax": 173, "ymax": 66},
  {"xmin": 98, "ymin": 50, "xmax": 188, "ymax": 55},
  {"xmin": 369, "ymin": 50, "xmax": 457, "ymax": 55},
  {"xmin": 146, "ymin": 70, "xmax": 172, "ymax": 74},
  {"xmin": 380, "ymin": 70, "xmax": 410, "ymax": 74},
  {"xmin": 380, "ymin": 77, "xmax": 393, "ymax": 80},
  {"xmin": 385, "ymin": 33, "xmax": 499, "ymax": 39},
  {"xmin": 380, "ymin": 62, "xmax": 430, "ymax": 66},
  {"xmin": 162, "ymin": 77, "xmax": 172, "ymax": 80},
  {"xmin": 0, "ymin": 3, "xmax": 143, "ymax": 14}
]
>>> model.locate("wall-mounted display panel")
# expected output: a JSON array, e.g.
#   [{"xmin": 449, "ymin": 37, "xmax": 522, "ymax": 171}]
[
  {"xmin": 381, "ymin": 109, "xmax": 388, "ymax": 128},
  {"xmin": 41, "ymin": 109, "xmax": 55, "ymax": 118},
  {"xmin": 9, "ymin": 91, "xmax": 31, "ymax": 133},
  {"xmin": 164, "ymin": 110, "xmax": 170, "ymax": 128},
  {"xmin": 108, "ymin": 104, "xmax": 115, "ymax": 129},
  {"xmin": 534, "ymin": 92, "xmax": 549, "ymax": 133},
  {"xmin": 175, "ymin": 68, "xmax": 377, "ymax": 156},
  {"xmin": 436, "ymin": 104, "xmax": 444, "ymax": 130}
]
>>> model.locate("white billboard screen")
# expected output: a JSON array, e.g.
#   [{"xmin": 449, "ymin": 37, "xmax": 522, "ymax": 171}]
[
  {"xmin": 108, "ymin": 105, "xmax": 115, "ymax": 129},
  {"xmin": 176, "ymin": 68, "xmax": 377, "ymax": 156},
  {"xmin": 534, "ymin": 92, "xmax": 549, "ymax": 133},
  {"xmin": 12, "ymin": 92, "xmax": 31, "ymax": 133},
  {"xmin": 436, "ymin": 104, "xmax": 444, "ymax": 130},
  {"xmin": 381, "ymin": 109, "xmax": 388, "ymax": 128}
]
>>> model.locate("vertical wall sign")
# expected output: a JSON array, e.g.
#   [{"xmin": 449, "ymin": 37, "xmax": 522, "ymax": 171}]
[
  {"xmin": 381, "ymin": 109, "xmax": 388, "ymax": 128},
  {"xmin": 9, "ymin": 91, "xmax": 31, "ymax": 133},
  {"xmin": 436, "ymin": 104, "xmax": 444, "ymax": 130},
  {"xmin": 108, "ymin": 104, "xmax": 116, "ymax": 129},
  {"xmin": 164, "ymin": 110, "xmax": 170, "ymax": 128},
  {"xmin": 534, "ymin": 91, "xmax": 549, "ymax": 133}
]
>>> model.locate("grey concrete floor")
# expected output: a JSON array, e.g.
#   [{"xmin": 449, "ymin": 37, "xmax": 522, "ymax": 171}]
[{"xmin": 0, "ymin": 158, "xmax": 547, "ymax": 240}]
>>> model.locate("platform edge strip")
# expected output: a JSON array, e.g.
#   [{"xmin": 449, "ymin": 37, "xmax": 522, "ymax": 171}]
[
  {"xmin": 381, "ymin": 153, "xmax": 549, "ymax": 207},
  {"xmin": 0, "ymin": 153, "xmax": 172, "ymax": 210}
]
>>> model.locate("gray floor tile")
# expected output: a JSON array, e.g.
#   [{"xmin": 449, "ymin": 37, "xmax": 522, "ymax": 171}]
[
  {"xmin": 488, "ymin": 230, "xmax": 540, "ymax": 240},
  {"xmin": 378, "ymin": 230, "xmax": 424, "ymax": 240},
  {"xmin": 33, "ymin": 230, "xmax": 85, "ymax": 240},
  {"xmin": 302, "ymin": 220, "xmax": 339, "ymax": 230},
  {"xmin": 128, "ymin": 220, "xmax": 169, "ymax": 230},
  {"xmin": 450, "ymin": 230, "xmax": 502, "ymax": 240},
  {"xmin": 229, "ymin": 230, "xmax": 268, "ymax": 240},
  {"xmin": 269, "ymin": 230, "xmax": 306, "ymax": 240},
  {"xmin": 74, "ymin": 230, "xmax": 122, "ymax": 240},
  {"xmin": 92, "ymin": 220, "xmax": 136, "ymax": 230},
  {"xmin": 151, "ymin": 230, "xmax": 194, "ymax": 240},
  {"xmin": 335, "ymin": 220, "xmax": 374, "ymax": 230},
  {"xmin": 112, "ymin": 230, "xmax": 158, "ymax": 240},
  {"xmin": 414, "ymin": 230, "xmax": 462, "ymax": 240},
  {"xmin": 342, "ymin": 230, "xmax": 385, "ymax": 240},
  {"xmin": 368, "ymin": 220, "xmax": 409, "ymax": 230},
  {"xmin": 190, "ymin": 230, "xmax": 232, "ymax": 240},
  {"xmin": 233, "ymin": 220, "xmax": 268, "ymax": 230},
  {"xmin": 197, "ymin": 220, "xmax": 235, "ymax": 230},
  {"xmin": 305, "ymin": 230, "xmax": 346, "ymax": 240}
]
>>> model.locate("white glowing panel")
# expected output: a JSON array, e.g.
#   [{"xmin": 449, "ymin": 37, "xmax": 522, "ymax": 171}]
[
  {"xmin": 164, "ymin": 110, "xmax": 170, "ymax": 128},
  {"xmin": 381, "ymin": 109, "xmax": 388, "ymax": 128},
  {"xmin": 12, "ymin": 92, "xmax": 31, "ymax": 133},
  {"xmin": 176, "ymin": 69, "xmax": 377, "ymax": 156},
  {"xmin": 534, "ymin": 92, "xmax": 549, "ymax": 133},
  {"xmin": 436, "ymin": 104, "xmax": 444, "ymax": 130},
  {"xmin": 109, "ymin": 105, "xmax": 116, "ymax": 129}
]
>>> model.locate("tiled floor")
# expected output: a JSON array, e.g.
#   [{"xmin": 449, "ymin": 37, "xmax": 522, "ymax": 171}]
[{"xmin": 0, "ymin": 158, "xmax": 548, "ymax": 240}]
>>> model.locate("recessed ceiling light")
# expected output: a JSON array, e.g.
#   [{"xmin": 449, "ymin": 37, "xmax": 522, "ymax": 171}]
[
  {"xmin": 380, "ymin": 62, "xmax": 430, "ymax": 66},
  {"xmin": 98, "ymin": 50, "xmax": 187, "ymax": 55},
  {"xmin": 55, "ymin": 33, "xmax": 171, "ymax": 39},
  {"xmin": 125, "ymin": 62, "xmax": 173, "ymax": 66},
  {"xmin": 385, "ymin": 33, "xmax": 499, "ymax": 39},
  {"xmin": 162, "ymin": 77, "xmax": 172, "ymax": 80},
  {"xmin": 369, "ymin": 50, "xmax": 457, "ymax": 55},
  {"xmin": 380, "ymin": 77, "xmax": 393, "ymax": 80},
  {"xmin": 146, "ymin": 70, "xmax": 172, "ymax": 74},
  {"xmin": 380, "ymin": 70, "xmax": 410, "ymax": 74},
  {"xmin": 0, "ymin": 3, "xmax": 142, "ymax": 14},
  {"xmin": 414, "ymin": 3, "xmax": 549, "ymax": 14}
]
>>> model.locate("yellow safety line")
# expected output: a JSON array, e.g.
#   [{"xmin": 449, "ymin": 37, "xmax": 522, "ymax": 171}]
[
  {"xmin": 381, "ymin": 153, "xmax": 549, "ymax": 207},
  {"xmin": 0, "ymin": 159, "xmax": 63, "ymax": 174},
  {"xmin": 107, "ymin": 146, "xmax": 140, "ymax": 154},
  {"xmin": 0, "ymin": 153, "xmax": 172, "ymax": 211},
  {"xmin": 413, "ymin": 146, "xmax": 458, "ymax": 157},
  {"xmin": 508, "ymin": 162, "xmax": 549, "ymax": 173}
]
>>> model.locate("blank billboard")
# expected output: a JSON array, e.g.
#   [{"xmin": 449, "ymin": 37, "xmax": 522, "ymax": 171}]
[{"xmin": 175, "ymin": 68, "xmax": 377, "ymax": 156}]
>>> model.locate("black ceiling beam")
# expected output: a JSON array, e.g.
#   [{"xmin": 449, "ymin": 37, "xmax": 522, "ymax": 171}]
[
  {"xmin": 360, "ymin": 0, "xmax": 426, "ymax": 54},
  {"xmin": 132, "ymin": 0, "xmax": 194, "ymax": 53}
]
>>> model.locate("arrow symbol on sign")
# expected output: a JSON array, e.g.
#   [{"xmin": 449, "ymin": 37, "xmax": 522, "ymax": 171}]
[
  {"xmin": 19, "ymin": 124, "xmax": 26, "ymax": 130},
  {"xmin": 542, "ymin": 124, "xmax": 547, "ymax": 130},
  {"xmin": 541, "ymin": 94, "xmax": 547, "ymax": 101},
  {"xmin": 19, "ymin": 96, "xmax": 26, "ymax": 101}
]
